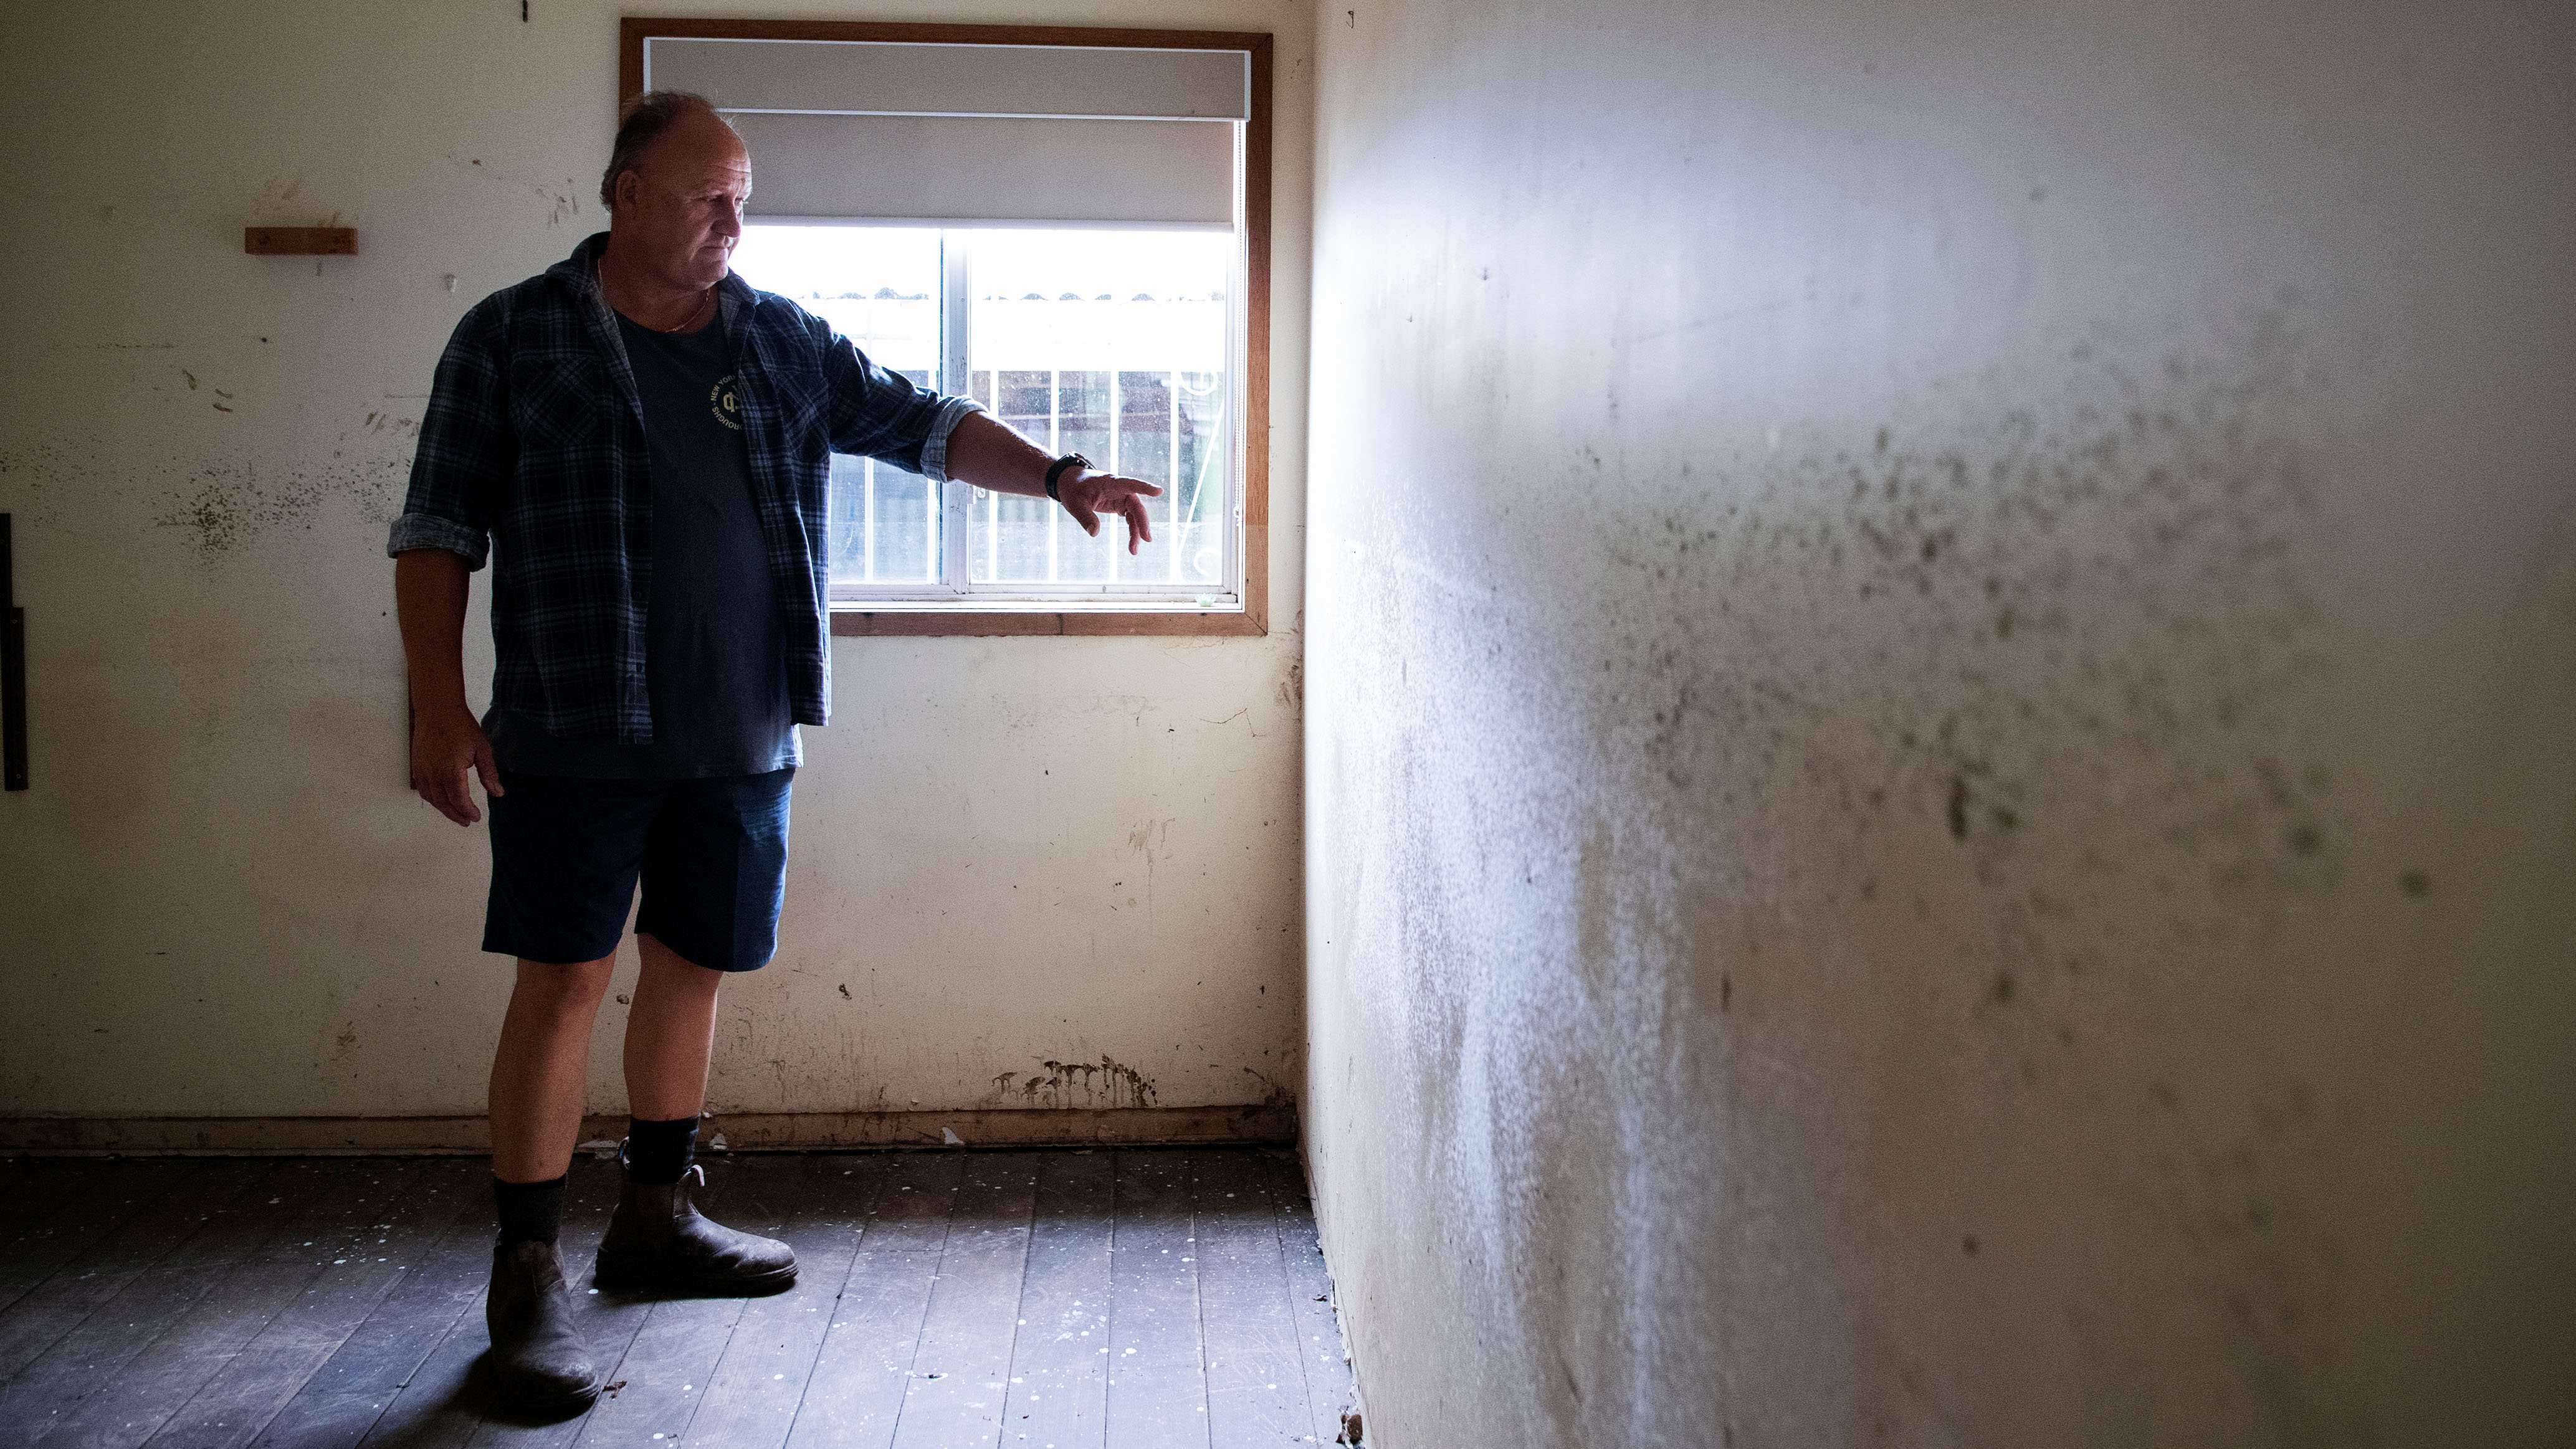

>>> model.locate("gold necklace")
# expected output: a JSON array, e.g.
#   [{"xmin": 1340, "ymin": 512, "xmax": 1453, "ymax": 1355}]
[{"xmin": 654, "ymin": 287, "xmax": 715, "ymax": 333}]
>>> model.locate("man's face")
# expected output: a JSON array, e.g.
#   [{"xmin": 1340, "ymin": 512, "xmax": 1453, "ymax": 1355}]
[{"xmin": 611, "ymin": 112, "xmax": 751, "ymax": 290}]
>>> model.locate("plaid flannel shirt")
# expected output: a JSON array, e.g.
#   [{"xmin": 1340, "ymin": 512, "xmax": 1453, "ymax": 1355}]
[{"xmin": 388, "ymin": 232, "xmax": 981, "ymax": 743}]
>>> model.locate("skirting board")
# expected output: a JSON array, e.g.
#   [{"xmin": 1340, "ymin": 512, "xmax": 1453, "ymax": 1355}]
[{"xmin": 0, "ymin": 1104, "xmax": 1294, "ymax": 1156}]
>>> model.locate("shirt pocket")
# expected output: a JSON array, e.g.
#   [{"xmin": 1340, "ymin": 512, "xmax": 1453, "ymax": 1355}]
[{"xmin": 508, "ymin": 353, "xmax": 610, "ymax": 452}]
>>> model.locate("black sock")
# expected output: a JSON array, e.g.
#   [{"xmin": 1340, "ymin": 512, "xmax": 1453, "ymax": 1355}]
[
  {"xmin": 494, "ymin": 1174, "xmax": 567, "ymax": 1248},
  {"xmin": 623, "ymin": 1114, "xmax": 700, "ymax": 1185}
]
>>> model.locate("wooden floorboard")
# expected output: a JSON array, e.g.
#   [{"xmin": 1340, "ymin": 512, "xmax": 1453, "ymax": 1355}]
[
  {"xmin": 15, "ymin": 1157, "xmax": 358, "ymax": 1447},
  {"xmin": 0, "ymin": 1160, "xmax": 277, "ymax": 1406},
  {"xmin": 0, "ymin": 1161, "xmax": 116, "ymax": 1262},
  {"xmin": 568, "ymin": 1154, "xmax": 808, "ymax": 1447},
  {"xmin": 0, "ymin": 1149, "xmax": 1348, "ymax": 1449},
  {"xmin": 0, "ymin": 1159, "xmax": 202, "ymax": 1322},
  {"xmin": 682, "ymin": 1157, "xmax": 887, "ymax": 1449},
  {"xmin": 780, "ymin": 1153, "xmax": 963, "ymax": 1449},
  {"xmin": 156, "ymin": 1157, "xmax": 488, "ymax": 1448},
  {"xmin": 50, "ymin": 1159, "xmax": 449, "ymax": 1447},
  {"xmin": 1262, "ymin": 1153, "xmax": 1354, "ymax": 1448},
  {"xmin": 1194, "ymin": 1151, "xmax": 1309, "ymax": 1446},
  {"xmin": 1103, "ymin": 1150, "xmax": 1209, "ymax": 1449},
  {"xmin": 885, "ymin": 1155, "xmax": 1039, "ymax": 1449},
  {"xmin": 251, "ymin": 1162, "xmax": 497, "ymax": 1447},
  {"xmin": 1001, "ymin": 1151, "xmax": 1115, "ymax": 1449}
]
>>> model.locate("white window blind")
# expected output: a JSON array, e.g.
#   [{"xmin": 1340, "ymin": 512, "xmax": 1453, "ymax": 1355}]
[{"xmin": 642, "ymin": 37, "xmax": 1246, "ymax": 227}]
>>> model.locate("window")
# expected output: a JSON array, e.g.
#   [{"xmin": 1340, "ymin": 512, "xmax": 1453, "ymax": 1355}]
[{"xmin": 623, "ymin": 20, "xmax": 1274, "ymax": 637}]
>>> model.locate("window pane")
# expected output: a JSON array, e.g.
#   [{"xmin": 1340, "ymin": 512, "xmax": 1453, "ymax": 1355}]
[
  {"xmin": 732, "ymin": 226, "xmax": 945, "ymax": 586},
  {"xmin": 965, "ymin": 229, "xmax": 1232, "ymax": 587}
]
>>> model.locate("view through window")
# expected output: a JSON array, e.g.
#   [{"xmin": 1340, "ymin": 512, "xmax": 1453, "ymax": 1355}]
[{"xmin": 729, "ymin": 225, "xmax": 1237, "ymax": 605}]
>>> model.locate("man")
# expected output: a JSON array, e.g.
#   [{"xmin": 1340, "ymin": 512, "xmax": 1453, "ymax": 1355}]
[{"xmin": 389, "ymin": 92, "xmax": 1162, "ymax": 1414}]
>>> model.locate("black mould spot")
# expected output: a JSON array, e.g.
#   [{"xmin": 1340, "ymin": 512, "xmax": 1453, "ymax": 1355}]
[
  {"xmin": 1990, "ymin": 805, "xmax": 2018, "ymax": 830},
  {"xmin": 837, "ymin": 983, "xmax": 852, "ymax": 999},
  {"xmin": 2285, "ymin": 823, "xmax": 2324, "ymax": 857},
  {"xmin": 1719, "ymin": 974, "xmax": 1731, "ymax": 1012},
  {"xmin": 1947, "ymin": 776, "xmax": 1969, "ymax": 839},
  {"xmin": 1988, "ymin": 971, "xmax": 2016, "ymax": 1006},
  {"xmin": 1962, "ymin": 1233, "xmax": 1981, "ymax": 1257},
  {"xmin": 2399, "ymin": 870, "xmax": 2430, "ymax": 896}
]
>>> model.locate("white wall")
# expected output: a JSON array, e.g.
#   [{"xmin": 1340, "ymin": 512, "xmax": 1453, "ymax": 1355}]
[
  {"xmin": 0, "ymin": 0, "xmax": 1311, "ymax": 1131},
  {"xmin": 1303, "ymin": 0, "xmax": 2574, "ymax": 1445}
]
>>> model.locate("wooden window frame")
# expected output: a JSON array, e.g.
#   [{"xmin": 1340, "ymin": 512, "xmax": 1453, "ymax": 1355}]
[{"xmin": 620, "ymin": 17, "xmax": 1273, "ymax": 639}]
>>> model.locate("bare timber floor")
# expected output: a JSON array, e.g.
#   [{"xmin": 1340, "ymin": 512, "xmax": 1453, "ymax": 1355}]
[{"xmin": 0, "ymin": 1147, "xmax": 1353, "ymax": 1448}]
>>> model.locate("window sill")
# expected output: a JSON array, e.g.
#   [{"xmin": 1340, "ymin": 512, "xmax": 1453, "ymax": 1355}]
[{"xmin": 831, "ymin": 607, "xmax": 1264, "ymax": 637}]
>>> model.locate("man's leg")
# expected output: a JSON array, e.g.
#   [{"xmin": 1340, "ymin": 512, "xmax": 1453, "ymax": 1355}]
[
  {"xmin": 477, "ymin": 771, "xmax": 661, "ymax": 1417},
  {"xmin": 614, "ymin": 934, "xmax": 723, "ymax": 1189},
  {"xmin": 593, "ymin": 771, "xmax": 798, "ymax": 1295},
  {"xmin": 490, "ymin": 956, "xmax": 616, "ymax": 1183},
  {"xmin": 478, "ymin": 953, "xmax": 617, "ymax": 1415},
  {"xmin": 623, "ymin": 933, "xmax": 720, "ymax": 1122}
]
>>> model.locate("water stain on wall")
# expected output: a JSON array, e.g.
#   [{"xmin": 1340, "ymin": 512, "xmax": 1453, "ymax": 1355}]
[{"xmin": 990, "ymin": 1055, "xmax": 1160, "ymax": 1108}]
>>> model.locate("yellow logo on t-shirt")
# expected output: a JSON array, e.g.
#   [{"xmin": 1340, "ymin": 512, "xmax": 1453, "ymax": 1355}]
[{"xmin": 710, "ymin": 374, "xmax": 742, "ymax": 430}]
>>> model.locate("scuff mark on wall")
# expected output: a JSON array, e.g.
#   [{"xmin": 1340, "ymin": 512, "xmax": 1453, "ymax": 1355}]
[{"xmin": 449, "ymin": 154, "xmax": 583, "ymax": 227}]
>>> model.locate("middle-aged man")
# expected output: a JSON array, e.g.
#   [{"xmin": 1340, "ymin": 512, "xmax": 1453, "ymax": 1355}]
[{"xmin": 388, "ymin": 92, "xmax": 1165, "ymax": 1413}]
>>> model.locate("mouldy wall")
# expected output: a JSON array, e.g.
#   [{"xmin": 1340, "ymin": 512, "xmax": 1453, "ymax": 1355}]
[
  {"xmin": 1302, "ymin": 0, "xmax": 2574, "ymax": 1445},
  {"xmin": 0, "ymin": 0, "xmax": 1312, "ymax": 1129}
]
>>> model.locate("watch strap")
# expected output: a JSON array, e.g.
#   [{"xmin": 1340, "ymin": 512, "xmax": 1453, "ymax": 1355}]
[{"xmin": 1044, "ymin": 453, "xmax": 1090, "ymax": 501}]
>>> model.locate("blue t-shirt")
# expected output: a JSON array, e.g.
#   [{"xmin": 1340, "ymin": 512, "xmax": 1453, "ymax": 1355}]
[{"xmin": 485, "ymin": 311, "xmax": 800, "ymax": 779}]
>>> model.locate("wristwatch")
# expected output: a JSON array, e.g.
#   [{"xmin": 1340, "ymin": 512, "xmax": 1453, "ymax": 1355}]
[{"xmin": 1044, "ymin": 452, "xmax": 1090, "ymax": 501}]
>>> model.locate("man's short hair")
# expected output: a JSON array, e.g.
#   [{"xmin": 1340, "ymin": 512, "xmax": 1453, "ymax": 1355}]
[{"xmin": 599, "ymin": 91, "xmax": 740, "ymax": 211}]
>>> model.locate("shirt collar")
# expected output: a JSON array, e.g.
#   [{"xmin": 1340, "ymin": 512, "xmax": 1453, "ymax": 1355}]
[{"xmin": 552, "ymin": 231, "xmax": 760, "ymax": 318}]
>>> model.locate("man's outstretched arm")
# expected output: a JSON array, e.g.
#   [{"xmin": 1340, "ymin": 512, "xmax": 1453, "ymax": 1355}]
[
  {"xmin": 395, "ymin": 548, "xmax": 503, "ymax": 827},
  {"xmin": 941, "ymin": 411, "xmax": 1165, "ymax": 554}
]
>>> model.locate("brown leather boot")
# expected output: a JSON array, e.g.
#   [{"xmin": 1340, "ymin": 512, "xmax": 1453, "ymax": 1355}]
[
  {"xmin": 482, "ymin": 1240, "xmax": 603, "ymax": 1415},
  {"xmin": 593, "ymin": 1164, "xmax": 796, "ymax": 1294}
]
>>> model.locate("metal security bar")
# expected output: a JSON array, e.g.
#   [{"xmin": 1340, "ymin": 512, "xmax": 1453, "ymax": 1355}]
[
  {"xmin": 800, "ymin": 226, "xmax": 1240, "ymax": 610},
  {"xmin": 962, "ymin": 367, "xmax": 1226, "ymax": 590}
]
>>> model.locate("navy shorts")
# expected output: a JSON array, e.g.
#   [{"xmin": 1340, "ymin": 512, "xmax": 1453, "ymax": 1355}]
[{"xmin": 484, "ymin": 769, "xmax": 794, "ymax": 972}]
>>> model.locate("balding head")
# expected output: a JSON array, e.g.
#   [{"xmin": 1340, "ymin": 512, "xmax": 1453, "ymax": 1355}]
[
  {"xmin": 600, "ymin": 92, "xmax": 744, "ymax": 210},
  {"xmin": 600, "ymin": 91, "xmax": 751, "ymax": 295}
]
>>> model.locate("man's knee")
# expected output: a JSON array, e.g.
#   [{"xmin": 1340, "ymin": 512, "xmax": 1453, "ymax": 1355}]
[
  {"xmin": 637, "ymin": 932, "xmax": 724, "ymax": 981},
  {"xmin": 512, "ymin": 956, "xmax": 616, "ymax": 1015}
]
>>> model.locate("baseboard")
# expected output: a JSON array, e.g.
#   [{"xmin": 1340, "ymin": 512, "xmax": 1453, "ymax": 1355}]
[{"xmin": 0, "ymin": 1104, "xmax": 1295, "ymax": 1156}]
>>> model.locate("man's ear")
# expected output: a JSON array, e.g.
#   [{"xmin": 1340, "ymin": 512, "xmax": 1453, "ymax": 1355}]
[{"xmin": 613, "ymin": 168, "xmax": 644, "ymax": 218}]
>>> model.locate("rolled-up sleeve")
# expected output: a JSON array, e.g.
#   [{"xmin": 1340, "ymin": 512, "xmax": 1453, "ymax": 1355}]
[
  {"xmin": 821, "ymin": 324, "xmax": 983, "ymax": 482},
  {"xmin": 387, "ymin": 302, "xmax": 515, "ymax": 569},
  {"xmin": 914, "ymin": 395, "xmax": 985, "ymax": 484}
]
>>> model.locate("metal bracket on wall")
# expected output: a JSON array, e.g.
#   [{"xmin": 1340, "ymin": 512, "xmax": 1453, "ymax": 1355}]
[{"xmin": 2, "ymin": 513, "xmax": 26, "ymax": 791}]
